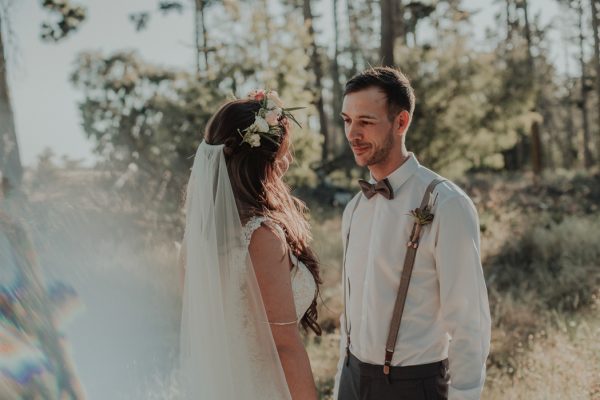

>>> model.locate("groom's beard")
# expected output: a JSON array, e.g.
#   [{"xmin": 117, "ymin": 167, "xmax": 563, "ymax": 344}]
[{"xmin": 351, "ymin": 127, "xmax": 395, "ymax": 167}]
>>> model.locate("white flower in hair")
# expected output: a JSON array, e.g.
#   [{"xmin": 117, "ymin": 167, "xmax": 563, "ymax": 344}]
[
  {"xmin": 264, "ymin": 109, "xmax": 280, "ymax": 125},
  {"xmin": 247, "ymin": 134, "xmax": 261, "ymax": 147},
  {"xmin": 253, "ymin": 115, "xmax": 270, "ymax": 133}
]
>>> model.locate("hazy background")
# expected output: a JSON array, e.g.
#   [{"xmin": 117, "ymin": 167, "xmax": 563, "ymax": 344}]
[{"xmin": 1, "ymin": 0, "xmax": 599, "ymax": 399}]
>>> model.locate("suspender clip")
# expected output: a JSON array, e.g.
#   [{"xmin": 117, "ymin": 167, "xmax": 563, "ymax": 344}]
[{"xmin": 383, "ymin": 349, "xmax": 393, "ymax": 383}]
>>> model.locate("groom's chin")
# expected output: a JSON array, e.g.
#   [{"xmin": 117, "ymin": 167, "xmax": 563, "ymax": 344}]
[{"xmin": 353, "ymin": 154, "xmax": 368, "ymax": 167}]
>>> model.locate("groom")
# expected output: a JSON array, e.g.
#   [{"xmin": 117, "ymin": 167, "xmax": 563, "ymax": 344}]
[{"xmin": 333, "ymin": 67, "xmax": 491, "ymax": 400}]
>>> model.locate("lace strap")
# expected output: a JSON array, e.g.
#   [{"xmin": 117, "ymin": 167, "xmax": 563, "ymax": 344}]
[
  {"xmin": 242, "ymin": 216, "xmax": 296, "ymax": 268},
  {"xmin": 242, "ymin": 216, "xmax": 268, "ymax": 247}
]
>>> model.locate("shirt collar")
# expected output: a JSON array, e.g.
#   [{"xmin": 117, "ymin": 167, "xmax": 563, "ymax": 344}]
[{"xmin": 369, "ymin": 153, "xmax": 420, "ymax": 193}]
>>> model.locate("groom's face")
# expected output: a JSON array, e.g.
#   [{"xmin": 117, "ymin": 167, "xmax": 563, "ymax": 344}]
[{"xmin": 341, "ymin": 87, "xmax": 398, "ymax": 168}]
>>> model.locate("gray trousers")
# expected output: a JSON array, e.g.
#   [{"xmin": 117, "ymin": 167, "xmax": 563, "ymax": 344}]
[{"xmin": 338, "ymin": 352, "xmax": 450, "ymax": 400}]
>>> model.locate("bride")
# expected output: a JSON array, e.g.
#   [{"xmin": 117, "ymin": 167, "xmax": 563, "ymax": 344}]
[{"xmin": 179, "ymin": 90, "xmax": 321, "ymax": 399}]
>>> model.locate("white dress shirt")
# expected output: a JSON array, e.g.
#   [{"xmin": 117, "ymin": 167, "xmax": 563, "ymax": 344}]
[{"xmin": 333, "ymin": 153, "xmax": 491, "ymax": 400}]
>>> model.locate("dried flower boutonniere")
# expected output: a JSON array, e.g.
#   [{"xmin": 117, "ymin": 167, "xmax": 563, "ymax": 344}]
[{"xmin": 406, "ymin": 193, "xmax": 438, "ymax": 248}]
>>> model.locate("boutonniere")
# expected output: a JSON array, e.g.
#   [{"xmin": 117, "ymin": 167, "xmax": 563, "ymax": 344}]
[{"xmin": 406, "ymin": 194, "xmax": 438, "ymax": 248}]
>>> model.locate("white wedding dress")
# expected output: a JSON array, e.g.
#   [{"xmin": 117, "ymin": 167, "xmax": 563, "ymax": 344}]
[
  {"xmin": 180, "ymin": 141, "xmax": 316, "ymax": 399},
  {"xmin": 241, "ymin": 216, "xmax": 316, "ymax": 321}
]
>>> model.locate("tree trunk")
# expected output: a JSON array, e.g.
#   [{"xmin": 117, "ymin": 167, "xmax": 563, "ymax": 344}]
[
  {"xmin": 530, "ymin": 120, "xmax": 543, "ymax": 174},
  {"xmin": 506, "ymin": 0, "xmax": 512, "ymax": 40},
  {"xmin": 565, "ymin": 90, "xmax": 577, "ymax": 168},
  {"xmin": 522, "ymin": 0, "xmax": 543, "ymax": 174},
  {"xmin": 331, "ymin": 0, "xmax": 344, "ymax": 155},
  {"xmin": 578, "ymin": 0, "xmax": 593, "ymax": 167},
  {"xmin": 522, "ymin": 0, "xmax": 533, "ymax": 71},
  {"xmin": 0, "ymin": 14, "xmax": 23, "ymax": 190},
  {"xmin": 194, "ymin": 0, "xmax": 208, "ymax": 74},
  {"xmin": 380, "ymin": 0, "xmax": 394, "ymax": 66},
  {"xmin": 303, "ymin": 0, "xmax": 330, "ymax": 162},
  {"xmin": 194, "ymin": 0, "xmax": 201, "ymax": 74},
  {"xmin": 394, "ymin": 1, "xmax": 406, "ymax": 47},
  {"xmin": 590, "ymin": 0, "xmax": 600, "ymax": 160},
  {"xmin": 560, "ymin": 22, "xmax": 576, "ymax": 168},
  {"xmin": 346, "ymin": 0, "xmax": 359, "ymax": 75}
]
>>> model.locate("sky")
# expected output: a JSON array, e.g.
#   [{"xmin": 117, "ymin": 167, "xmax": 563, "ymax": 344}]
[{"xmin": 6, "ymin": 0, "xmax": 564, "ymax": 167}]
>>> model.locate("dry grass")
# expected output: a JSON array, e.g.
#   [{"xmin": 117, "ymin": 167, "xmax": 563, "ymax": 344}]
[{"xmin": 485, "ymin": 306, "xmax": 600, "ymax": 400}]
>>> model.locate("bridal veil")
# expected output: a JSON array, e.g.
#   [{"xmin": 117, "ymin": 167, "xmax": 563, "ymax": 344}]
[{"xmin": 179, "ymin": 141, "xmax": 291, "ymax": 399}]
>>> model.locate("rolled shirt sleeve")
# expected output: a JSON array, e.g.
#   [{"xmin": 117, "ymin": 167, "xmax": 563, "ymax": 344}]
[{"xmin": 434, "ymin": 195, "xmax": 491, "ymax": 400}]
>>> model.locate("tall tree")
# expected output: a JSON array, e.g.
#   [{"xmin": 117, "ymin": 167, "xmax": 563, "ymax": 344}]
[
  {"xmin": 344, "ymin": 0, "xmax": 380, "ymax": 68},
  {"xmin": 345, "ymin": 0, "xmax": 359, "ymax": 75},
  {"xmin": 380, "ymin": 0, "xmax": 394, "ymax": 65},
  {"xmin": 564, "ymin": 79, "xmax": 579, "ymax": 167},
  {"xmin": 519, "ymin": 0, "xmax": 544, "ymax": 174},
  {"xmin": 302, "ymin": 0, "xmax": 330, "ymax": 161},
  {"xmin": 562, "ymin": 33, "xmax": 579, "ymax": 168},
  {"xmin": 506, "ymin": 0, "xmax": 514, "ymax": 40},
  {"xmin": 0, "ymin": 10, "xmax": 21, "ymax": 190},
  {"xmin": 496, "ymin": 0, "xmax": 548, "ymax": 172},
  {"xmin": 194, "ymin": 0, "xmax": 208, "ymax": 74},
  {"xmin": 130, "ymin": 1, "xmax": 218, "ymax": 76},
  {"xmin": 330, "ymin": 0, "xmax": 344, "ymax": 153},
  {"xmin": 0, "ymin": 0, "xmax": 85, "ymax": 192},
  {"xmin": 576, "ymin": 0, "xmax": 593, "ymax": 166}
]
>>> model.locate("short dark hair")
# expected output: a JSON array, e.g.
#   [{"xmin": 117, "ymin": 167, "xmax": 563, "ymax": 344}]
[{"xmin": 344, "ymin": 66, "xmax": 415, "ymax": 121}]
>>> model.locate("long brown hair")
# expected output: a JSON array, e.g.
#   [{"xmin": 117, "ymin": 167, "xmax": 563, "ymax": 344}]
[{"xmin": 204, "ymin": 99, "xmax": 322, "ymax": 335}]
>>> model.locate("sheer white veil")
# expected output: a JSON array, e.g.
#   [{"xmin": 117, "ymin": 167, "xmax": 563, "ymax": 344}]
[{"xmin": 179, "ymin": 141, "xmax": 291, "ymax": 399}]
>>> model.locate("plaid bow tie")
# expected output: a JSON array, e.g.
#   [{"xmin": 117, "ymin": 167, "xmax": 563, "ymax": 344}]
[{"xmin": 358, "ymin": 178, "xmax": 394, "ymax": 200}]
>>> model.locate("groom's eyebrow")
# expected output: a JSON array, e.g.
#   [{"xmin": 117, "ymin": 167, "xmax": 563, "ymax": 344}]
[{"xmin": 340, "ymin": 112, "xmax": 378, "ymax": 120}]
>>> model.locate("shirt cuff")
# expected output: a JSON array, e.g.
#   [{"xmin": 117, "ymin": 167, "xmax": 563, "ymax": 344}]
[{"xmin": 448, "ymin": 384, "xmax": 484, "ymax": 400}]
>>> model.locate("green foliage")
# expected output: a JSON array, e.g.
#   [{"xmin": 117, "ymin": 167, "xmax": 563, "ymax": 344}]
[
  {"xmin": 40, "ymin": 0, "xmax": 86, "ymax": 41},
  {"xmin": 71, "ymin": 51, "xmax": 221, "ymax": 217},
  {"xmin": 491, "ymin": 213, "xmax": 600, "ymax": 312},
  {"xmin": 397, "ymin": 41, "xmax": 526, "ymax": 176},
  {"xmin": 71, "ymin": 3, "xmax": 323, "ymax": 221},
  {"xmin": 287, "ymin": 126, "xmax": 322, "ymax": 188}
]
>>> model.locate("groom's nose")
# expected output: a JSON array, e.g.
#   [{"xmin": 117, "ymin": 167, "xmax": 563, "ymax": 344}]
[{"xmin": 346, "ymin": 122, "xmax": 362, "ymax": 141}]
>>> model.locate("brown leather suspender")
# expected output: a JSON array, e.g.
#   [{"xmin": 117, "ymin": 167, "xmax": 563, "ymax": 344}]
[{"xmin": 383, "ymin": 178, "xmax": 445, "ymax": 375}]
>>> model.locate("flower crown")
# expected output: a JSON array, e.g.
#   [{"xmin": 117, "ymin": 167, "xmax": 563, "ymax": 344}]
[{"xmin": 239, "ymin": 89, "xmax": 303, "ymax": 148}]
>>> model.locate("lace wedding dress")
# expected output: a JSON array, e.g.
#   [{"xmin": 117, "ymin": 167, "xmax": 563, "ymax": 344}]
[{"xmin": 180, "ymin": 142, "xmax": 314, "ymax": 399}]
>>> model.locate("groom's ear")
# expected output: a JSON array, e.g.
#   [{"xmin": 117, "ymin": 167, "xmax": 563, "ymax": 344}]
[{"xmin": 395, "ymin": 110, "xmax": 411, "ymax": 136}]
